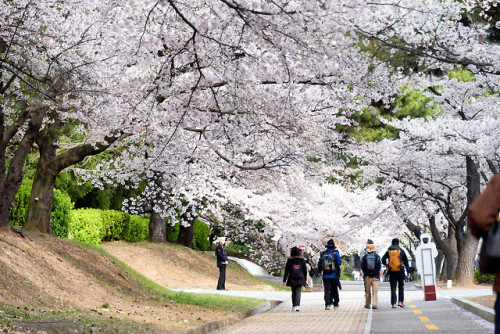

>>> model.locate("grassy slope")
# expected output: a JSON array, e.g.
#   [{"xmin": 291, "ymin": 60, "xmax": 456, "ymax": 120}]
[{"xmin": 0, "ymin": 232, "xmax": 266, "ymax": 333}]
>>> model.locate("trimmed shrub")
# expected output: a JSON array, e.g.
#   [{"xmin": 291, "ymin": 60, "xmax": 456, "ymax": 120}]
[
  {"xmin": 101, "ymin": 210, "xmax": 127, "ymax": 241},
  {"xmin": 122, "ymin": 214, "xmax": 149, "ymax": 242},
  {"xmin": 193, "ymin": 220, "xmax": 210, "ymax": 251},
  {"xmin": 9, "ymin": 179, "xmax": 33, "ymax": 226},
  {"xmin": 166, "ymin": 220, "xmax": 180, "ymax": 242},
  {"xmin": 68, "ymin": 208, "xmax": 104, "ymax": 244},
  {"xmin": 50, "ymin": 189, "xmax": 74, "ymax": 238},
  {"xmin": 475, "ymin": 269, "xmax": 495, "ymax": 284}
]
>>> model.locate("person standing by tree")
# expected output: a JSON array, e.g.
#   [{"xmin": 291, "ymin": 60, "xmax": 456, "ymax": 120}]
[
  {"xmin": 216, "ymin": 237, "xmax": 229, "ymax": 290},
  {"xmin": 469, "ymin": 174, "xmax": 500, "ymax": 334},
  {"xmin": 382, "ymin": 238, "xmax": 410, "ymax": 308},
  {"xmin": 361, "ymin": 243, "xmax": 381, "ymax": 309},
  {"xmin": 318, "ymin": 239, "xmax": 342, "ymax": 310},
  {"xmin": 283, "ymin": 246, "xmax": 307, "ymax": 311}
]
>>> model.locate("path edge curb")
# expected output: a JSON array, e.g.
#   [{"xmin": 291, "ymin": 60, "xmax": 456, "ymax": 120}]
[
  {"xmin": 181, "ymin": 300, "xmax": 281, "ymax": 334},
  {"xmin": 450, "ymin": 296, "xmax": 494, "ymax": 323}
]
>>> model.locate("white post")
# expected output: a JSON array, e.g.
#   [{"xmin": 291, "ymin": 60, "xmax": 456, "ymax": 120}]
[{"xmin": 447, "ymin": 280, "xmax": 452, "ymax": 289}]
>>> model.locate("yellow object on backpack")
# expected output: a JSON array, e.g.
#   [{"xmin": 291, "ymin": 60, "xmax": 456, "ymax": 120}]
[{"xmin": 388, "ymin": 249, "xmax": 402, "ymax": 272}]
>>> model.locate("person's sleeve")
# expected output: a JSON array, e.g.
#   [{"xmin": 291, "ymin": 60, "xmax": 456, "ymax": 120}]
[
  {"xmin": 360, "ymin": 255, "xmax": 366, "ymax": 275},
  {"xmin": 335, "ymin": 251, "xmax": 342, "ymax": 268},
  {"xmin": 222, "ymin": 250, "xmax": 228, "ymax": 262},
  {"xmin": 283, "ymin": 260, "xmax": 289, "ymax": 282},
  {"xmin": 216, "ymin": 246, "xmax": 223, "ymax": 261},
  {"xmin": 381, "ymin": 251, "xmax": 388, "ymax": 265},
  {"xmin": 376, "ymin": 255, "xmax": 382, "ymax": 272},
  {"xmin": 402, "ymin": 251, "xmax": 410, "ymax": 272},
  {"xmin": 469, "ymin": 174, "xmax": 500, "ymax": 237},
  {"xmin": 302, "ymin": 260, "xmax": 307, "ymax": 277},
  {"xmin": 317, "ymin": 254, "xmax": 323, "ymax": 272}
]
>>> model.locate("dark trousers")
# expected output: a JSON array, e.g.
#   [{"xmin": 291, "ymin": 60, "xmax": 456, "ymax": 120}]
[
  {"xmin": 495, "ymin": 293, "xmax": 500, "ymax": 334},
  {"xmin": 389, "ymin": 272, "xmax": 405, "ymax": 305},
  {"xmin": 291, "ymin": 286, "xmax": 302, "ymax": 307},
  {"xmin": 217, "ymin": 265, "xmax": 226, "ymax": 290},
  {"xmin": 323, "ymin": 278, "xmax": 340, "ymax": 306}
]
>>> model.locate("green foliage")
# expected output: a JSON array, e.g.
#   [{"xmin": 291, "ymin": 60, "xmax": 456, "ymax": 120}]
[
  {"xmin": 50, "ymin": 189, "xmax": 75, "ymax": 238},
  {"xmin": 121, "ymin": 214, "xmax": 149, "ymax": 242},
  {"xmin": 10, "ymin": 179, "xmax": 74, "ymax": 238},
  {"xmin": 166, "ymin": 219, "xmax": 180, "ymax": 242},
  {"xmin": 69, "ymin": 208, "xmax": 104, "ymax": 244},
  {"xmin": 101, "ymin": 210, "xmax": 127, "ymax": 241},
  {"xmin": 339, "ymin": 258, "xmax": 353, "ymax": 281},
  {"xmin": 193, "ymin": 220, "xmax": 210, "ymax": 251},
  {"xmin": 446, "ymin": 67, "xmax": 475, "ymax": 82},
  {"xmin": 9, "ymin": 179, "xmax": 33, "ymax": 226},
  {"xmin": 225, "ymin": 243, "xmax": 251, "ymax": 256},
  {"xmin": 474, "ymin": 269, "xmax": 495, "ymax": 284}
]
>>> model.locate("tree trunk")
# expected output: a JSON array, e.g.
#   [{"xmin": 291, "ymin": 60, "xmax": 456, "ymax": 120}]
[
  {"xmin": 24, "ymin": 131, "xmax": 126, "ymax": 233},
  {"xmin": 455, "ymin": 156, "xmax": 481, "ymax": 286},
  {"xmin": 178, "ymin": 206, "xmax": 195, "ymax": 248},
  {"xmin": 435, "ymin": 249, "xmax": 444, "ymax": 280},
  {"xmin": 148, "ymin": 212, "xmax": 166, "ymax": 243}
]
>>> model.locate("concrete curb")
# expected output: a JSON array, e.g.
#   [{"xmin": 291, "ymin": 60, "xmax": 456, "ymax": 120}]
[
  {"xmin": 181, "ymin": 300, "xmax": 281, "ymax": 334},
  {"xmin": 450, "ymin": 296, "xmax": 494, "ymax": 323}
]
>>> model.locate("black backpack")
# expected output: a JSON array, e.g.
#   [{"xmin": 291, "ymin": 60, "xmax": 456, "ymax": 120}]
[
  {"xmin": 365, "ymin": 252, "xmax": 377, "ymax": 273},
  {"xmin": 321, "ymin": 251, "xmax": 336, "ymax": 274}
]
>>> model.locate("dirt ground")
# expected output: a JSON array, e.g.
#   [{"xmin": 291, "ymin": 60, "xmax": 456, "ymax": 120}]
[
  {"xmin": 0, "ymin": 232, "xmax": 273, "ymax": 333},
  {"xmin": 102, "ymin": 241, "xmax": 275, "ymax": 291},
  {"xmin": 466, "ymin": 294, "xmax": 496, "ymax": 310}
]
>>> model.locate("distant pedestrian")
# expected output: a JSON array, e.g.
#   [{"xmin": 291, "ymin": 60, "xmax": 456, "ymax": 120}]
[
  {"xmin": 381, "ymin": 238, "xmax": 410, "ymax": 308},
  {"xmin": 305, "ymin": 258, "xmax": 313, "ymax": 289},
  {"xmin": 361, "ymin": 244, "xmax": 381, "ymax": 309},
  {"xmin": 215, "ymin": 237, "xmax": 229, "ymax": 290},
  {"xmin": 469, "ymin": 174, "xmax": 500, "ymax": 334},
  {"xmin": 283, "ymin": 246, "xmax": 307, "ymax": 311},
  {"xmin": 360, "ymin": 239, "xmax": 374, "ymax": 258},
  {"xmin": 318, "ymin": 239, "xmax": 342, "ymax": 310}
]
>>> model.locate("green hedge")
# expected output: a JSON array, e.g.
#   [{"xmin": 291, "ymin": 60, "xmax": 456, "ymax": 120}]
[
  {"xmin": 475, "ymin": 269, "xmax": 495, "ymax": 284},
  {"xmin": 122, "ymin": 214, "xmax": 149, "ymax": 242},
  {"xmin": 193, "ymin": 220, "xmax": 210, "ymax": 251},
  {"xmin": 10, "ymin": 179, "xmax": 74, "ymax": 238},
  {"xmin": 101, "ymin": 210, "xmax": 127, "ymax": 241},
  {"xmin": 69, "ymin": 208, "xmax": 104, "ymax": 244},
  {"xmin": 68, "ymin": 208, "xmax": 148, "ymax": 244}
]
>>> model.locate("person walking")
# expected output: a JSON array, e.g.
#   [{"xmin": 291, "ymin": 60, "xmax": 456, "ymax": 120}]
[
  {"xmin": 361, "ymin": 243, "xmax": 381, "ymax": 309},
  {"xmin": 215, "ymin": 237, "xmax": 229, "ymax": 290},
  {"xmin": 382, "ymin": 238, "xmax": 410, "ymax": 308},
  {"xmin": 305, "ymin": 258, "xmax": 314, "ymax": 290},
  {"xmin": 283, "ymin": 246, "xmax": 307, "ymax": 311},
  {"xmin": 469, "ymin": 174, "xmax": 500, "ymax": 334},
  {"xmin": 318, "ymin": 239, "xmax": 342, "ymax": 310}
]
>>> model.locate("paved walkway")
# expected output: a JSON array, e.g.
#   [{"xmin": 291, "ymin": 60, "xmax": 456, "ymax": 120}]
[{"xmin": 179, "ymin": 281, "xmax": 495, "ymax": 333}]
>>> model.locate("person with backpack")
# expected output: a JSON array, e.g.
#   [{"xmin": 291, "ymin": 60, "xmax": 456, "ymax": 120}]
[
  {"xmin": 283, "ymin": 246, "xmax": 307, "ymax": 311},
  {"xmin": 215, "ymin": 237, "xmax": 229, "ymax": 290},
  {"xmin": 381, "ymin": 238, "xmax": 410, "ymax": 308},
  {"xmin": 361, "ymin": 243, "xmax": 381, "ymax": 309},
  {"xmin": 469, "ymin": 174, "xmax": 500, "ymax": 334},
  {"xmin": 318, "ymin": 239, "xmax": 342, "ymax": 310}
]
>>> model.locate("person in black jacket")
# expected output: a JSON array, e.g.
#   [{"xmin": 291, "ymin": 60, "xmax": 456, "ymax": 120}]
[
  {"xmin": 381, "ymin": 238, "xmax": 410, "ymax": 308},
  {"xmin": 283, "ymin": 246, "xmax": 307, "ymax": 311},
  {"xmin": 215, "ymin": 237, "xmax": 229, "ymax": 290}
]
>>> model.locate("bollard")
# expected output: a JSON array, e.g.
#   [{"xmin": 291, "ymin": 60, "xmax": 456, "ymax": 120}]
[{"xmin": 447, "ymin": 280, "xmax": 452, "ymax": 289}]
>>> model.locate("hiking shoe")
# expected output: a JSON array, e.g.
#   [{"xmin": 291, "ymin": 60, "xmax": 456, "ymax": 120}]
[
  {"xmin": 372, "ymin": 306, "xmax": 378, "ymax": 309},
  {"xmin": 364, "ymin": 305, "xmax": 370, "ymax": 309},
  {"xmin": 325, "ymin": 305, "xmax": 331, "ymax": 310},
  {"xmin": 334, "ymin": 305, "xmax": 339, "ymax": 309},
  {"xmin": 296, "ymin": 306, "xmax": 300, "ymax": 312},
  {"xmin": 398, "ymin": 301, "xmax": 404, "ymax": 308},
  {"xmin": 392, "ymin": 304, "xmax": 397, "ymax": 308}
]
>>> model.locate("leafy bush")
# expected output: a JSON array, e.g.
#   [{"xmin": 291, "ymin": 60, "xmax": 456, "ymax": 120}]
[
  {"xmin": 50, "ymin": 189, "xmax": 74, "ymax": 238},
  {"xmin": 122, "ymin": 214, "xmax": 149, "ymax": 242},
  {"xmin": 166, "ymin": 219, "xmax": 180, "ymax": 242},
  {"xmin": 225, "ymin": 242, "xmax": 251, "ymax": 256},
  {"xmin": 10, "ymin": 179, "xmax": 74, "ymax": 238},
  {"xmin": 193, "ymin": 220, "xmax": 210, "ymax": 251},
  {"xmin": 69, "ymin": 208, "xmax": 104, "ymax": 244},
  {"xmin": 101, "ymin": 210, "xmax": 127, "ymax": 241},
  {"xmin": 9, "ymin": 179, "xmax": 33, "ymax": 226},
  {"xmin": 475, "ymin": 269, "xmax": 495, "ymax": 284}
]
